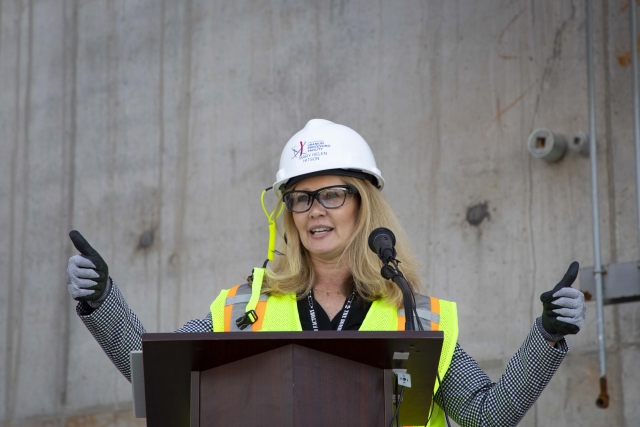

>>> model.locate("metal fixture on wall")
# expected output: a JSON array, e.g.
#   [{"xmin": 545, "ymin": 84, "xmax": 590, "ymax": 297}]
[
  {"xmin": 580, "ymin": 0, "xmax": 640, "ymax": 409},
  {"xmin": 570, "ymin": 132, "xmax": 590, "ymax": 155},
  {"xmin": 585, "ymin": 0, "xmax": 608, "ymax": 409},
  {"xmin": 632, "ymin": 0, "xmax": 640, "ymax": 284},
  {"xmin": 526, "ymin": 128, "xmax": 592, "ymax": 161},
  {"xmin": 526, "ymin": 128, "xmax": 568, "ymax": 162}
]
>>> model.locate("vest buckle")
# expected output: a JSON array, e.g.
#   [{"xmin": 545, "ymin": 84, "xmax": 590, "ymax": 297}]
[{"xmin": 235, "ymin": 310, "xmax": 258, "ymax": 330}]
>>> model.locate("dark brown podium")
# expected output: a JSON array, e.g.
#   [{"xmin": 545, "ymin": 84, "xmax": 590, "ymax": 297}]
[{"xmin": 141, "ymin": 331, "xmax": 443, "ymax": 427}]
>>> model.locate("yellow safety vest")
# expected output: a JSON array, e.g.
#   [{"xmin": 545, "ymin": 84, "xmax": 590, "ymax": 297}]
[{"xmin": 210, "ymin": 284, "xmax": 458, "ymax": 427}]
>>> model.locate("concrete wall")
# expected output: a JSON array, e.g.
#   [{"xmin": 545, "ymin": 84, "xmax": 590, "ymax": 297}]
[{"xmin": 1, "ymin": 0, "xmax": 638, "ymax": 425}]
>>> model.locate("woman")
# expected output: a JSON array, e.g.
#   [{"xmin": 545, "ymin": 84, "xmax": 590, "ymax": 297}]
[{"xmin": 67, "ymin": 119, "xmax": 586, "ymax": 426}]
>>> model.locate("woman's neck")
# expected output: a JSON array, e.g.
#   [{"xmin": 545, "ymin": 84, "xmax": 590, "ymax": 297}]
[{"xmin": 310, "ymin": 256, "xmax": 353, "ymax": 293}]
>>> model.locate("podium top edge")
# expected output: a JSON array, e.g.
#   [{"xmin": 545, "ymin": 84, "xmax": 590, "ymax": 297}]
[{"xmin": 142, "ymin": 330, "xmax": 444, "ymax": 342}]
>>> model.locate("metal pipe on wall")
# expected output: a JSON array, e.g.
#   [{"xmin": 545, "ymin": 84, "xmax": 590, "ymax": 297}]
[
  {"xmin": 586, "ymin": 0, "xmax": 609, "ymax": 409},
  {"xmin": 632, "ymin": 0, "xmax": 640, "ymax": 262}
]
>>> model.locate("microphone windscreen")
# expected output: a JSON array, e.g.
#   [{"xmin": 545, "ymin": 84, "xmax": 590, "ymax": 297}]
[{"xmin": 368, "ymin": 227, "xmax": 396, "ymax": 253}]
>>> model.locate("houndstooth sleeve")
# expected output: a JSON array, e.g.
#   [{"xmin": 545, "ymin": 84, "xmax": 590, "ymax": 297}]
[
  {"xmin": 433, "ymin": 320, "xmax": 568, "ymax": 427},
  {"xmin": 77, "ymin": 280, "xmax": 213, "ymax": 382}
]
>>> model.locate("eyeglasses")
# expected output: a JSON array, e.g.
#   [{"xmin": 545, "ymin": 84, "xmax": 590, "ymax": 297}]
[{"xmin": 282, "ymin": 185, "xmax": 359, "ymax": 213}]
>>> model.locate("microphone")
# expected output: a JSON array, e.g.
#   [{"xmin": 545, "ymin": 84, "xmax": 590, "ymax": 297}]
[
  {"xmin": 368, "ymin": 228, "xmax": 417, "ymax": 330},
  {"xmin": 368, "ymin": 227, "xmax": 397, "ymax": 263}
]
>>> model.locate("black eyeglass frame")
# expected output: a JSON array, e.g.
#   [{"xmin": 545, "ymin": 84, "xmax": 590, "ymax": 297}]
[{"xmin": 282, "ymin": 185, "xmax": 359, "ymax": 213}]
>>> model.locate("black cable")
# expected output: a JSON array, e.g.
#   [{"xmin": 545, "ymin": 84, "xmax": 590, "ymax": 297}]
[
  {"xmin": 410, "ymin": 290, "xmax": 424, "ymax": 331},
  {"xmin": 383, "ymin": 262, "xmax": 433, "ymax": 427},
  {"xmin": 388, "ymin": 385, "xmax": 405, "ymax": 427},
  {"xmin": 394, "ymin": 375, "xmax": 399, "ymax": 427},
  {"xmin": 435, "ymin": 372, "xmax": 453, "ymax": 427},
  {"xmin": 388, "ymin": 258, "xmax": 419, "ymax": 331}
]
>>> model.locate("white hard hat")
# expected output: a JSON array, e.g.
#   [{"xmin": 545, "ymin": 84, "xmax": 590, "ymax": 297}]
[{"xmin": 273, "ymin": 119, "xmax": 384, "ymax": 197}]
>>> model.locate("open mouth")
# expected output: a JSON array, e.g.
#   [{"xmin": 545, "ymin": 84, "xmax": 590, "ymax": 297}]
[{"xmin": 310, "ymin": 227, "xmax": 333, "ymax": 236}]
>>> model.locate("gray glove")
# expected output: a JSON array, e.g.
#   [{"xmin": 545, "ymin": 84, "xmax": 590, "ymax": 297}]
[
  {"xmin": 66, "ymin": 230, "xmax": 111, "ymax": 309},
  {"xmin": 538, "ymin": 261, "xmax": 586, "ymax": 341}
]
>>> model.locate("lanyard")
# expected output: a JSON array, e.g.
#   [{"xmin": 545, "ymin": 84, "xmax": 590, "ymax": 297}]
[{"xmin": 307, "ymin": 289, "xmax": 356, "ymax": 331}]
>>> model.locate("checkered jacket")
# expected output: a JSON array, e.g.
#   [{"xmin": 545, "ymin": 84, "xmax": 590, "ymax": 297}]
[{"xmin": 77, "ymin": 282, "xmax": 568, "ymax": 427}]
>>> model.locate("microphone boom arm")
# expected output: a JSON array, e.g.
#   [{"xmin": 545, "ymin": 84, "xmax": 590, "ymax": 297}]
[{"xmin": 381, "ymin": 263, "xmax": 416, "ymax": 331}]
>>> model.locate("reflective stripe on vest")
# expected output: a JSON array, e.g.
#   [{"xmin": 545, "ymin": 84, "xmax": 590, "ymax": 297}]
[
  {"xmin": 397, "ymin": 295, "xmax": 442, "ymax": 331},
  {"xmin": 210, "ymin": 284, "xmax": 301, "ymax": 332},
  {"xmin": 213, "ymin": 284, "xmax": 269, "ymax": 332},
  {"xmin": 213, "ymin": 286, "xmax": 445, "ymax": 333},
  {"xmin": 210, "ymin": 287, "xmax": 457, "ymax": 427}
]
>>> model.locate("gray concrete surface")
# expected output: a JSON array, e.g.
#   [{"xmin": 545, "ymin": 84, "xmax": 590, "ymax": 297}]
[{"xmin": 0, "ymin": 0, "xmax": 638, "ymax": 425}]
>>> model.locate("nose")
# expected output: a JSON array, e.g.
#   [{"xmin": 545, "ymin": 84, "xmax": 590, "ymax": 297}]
[{"xmin": 307, "ymin": 196, "xmax": 326, "ymax": 218}]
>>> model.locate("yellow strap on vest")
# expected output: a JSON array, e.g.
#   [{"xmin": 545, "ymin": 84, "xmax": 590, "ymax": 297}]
[
  {"xmin": 246, "ymin": 268, "xmax": 265, "ymax": 313},
  {"xmin": 258, "ymin": 293, "xmax": 302, "ymax": 331},
  {"xmin": 434, "ymin": 299, "xmax": 457, "ymax": 383},
  {"xmin": 359, "ymin": 299, "xmax": 398, "ymax": 331},
  {"xmin": 211, "ymin": 288, "xmax": 230, "ymax": 332}
]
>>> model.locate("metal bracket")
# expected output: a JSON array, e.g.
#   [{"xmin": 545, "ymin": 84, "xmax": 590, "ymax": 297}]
[{"xmin": 579, "ymin": 261, "xmax": 640, "ymax": 304}]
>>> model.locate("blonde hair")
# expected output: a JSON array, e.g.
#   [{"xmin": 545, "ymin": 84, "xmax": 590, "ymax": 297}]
[{"xmin": 262, "ymin": 176, "xmax": 423, "ymax": 307}]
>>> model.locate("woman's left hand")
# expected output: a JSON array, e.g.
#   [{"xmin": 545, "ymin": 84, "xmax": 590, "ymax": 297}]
[{"xmin": 539, "ymin": 261, "xmax": 586, "ymax": 337}]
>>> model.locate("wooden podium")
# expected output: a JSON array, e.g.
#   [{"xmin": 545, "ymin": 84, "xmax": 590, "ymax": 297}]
[{"xmin": 141, "ymin": 331, "xmax": 443, "ymax": 427}]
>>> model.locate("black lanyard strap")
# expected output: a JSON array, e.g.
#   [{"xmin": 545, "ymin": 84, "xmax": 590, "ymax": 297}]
[{"xmin": 308, "ymin": 289, "xmax": 356, "ymax": 331}]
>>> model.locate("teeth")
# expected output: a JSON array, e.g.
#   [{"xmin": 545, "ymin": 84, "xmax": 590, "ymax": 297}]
[{"xmin": 311, "ymin": 227, "xmax": 331, "ymax": 234}]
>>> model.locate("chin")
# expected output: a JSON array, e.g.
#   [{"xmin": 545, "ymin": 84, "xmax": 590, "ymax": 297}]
[
  {"xmin": 307, "ymin": 246, "xmax": 344, "ymax": 260},
  {"xmin": 308, "ymin": 247, "xmax": 333, "ymax": 257}
]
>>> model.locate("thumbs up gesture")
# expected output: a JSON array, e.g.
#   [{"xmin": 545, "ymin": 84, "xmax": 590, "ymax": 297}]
[
  {"xmin": 540, "ymin": 262, "xmax": 586, "ymax": 336},
  {"xmin": 66, "ymin": 230, "xmax": 111, "ymax": 306}
]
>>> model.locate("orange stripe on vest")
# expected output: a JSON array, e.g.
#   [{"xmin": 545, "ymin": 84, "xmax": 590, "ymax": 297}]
[
  {"xmin": 429, "ymin": 296, "xmax": 440, "ymax": 331},
  {"xmin": 223, "ymin": 285, "xmax": 240, "ymax": 332},
  {"xmin": 397, "ymin": 308, "xmax": 406, "ymax": 331},
  {"xmin": 252, "ymin": 300, "xmax": 267, "ymax": 331}
]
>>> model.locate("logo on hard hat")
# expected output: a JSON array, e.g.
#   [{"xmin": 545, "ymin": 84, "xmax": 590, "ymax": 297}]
[
  {"xmin": 291, "ymin": 140, "xmax": 331, "ymax": 163},
  {"xmin": 291, "ymin": 141, "xmax": 306, "ymax": 159}
]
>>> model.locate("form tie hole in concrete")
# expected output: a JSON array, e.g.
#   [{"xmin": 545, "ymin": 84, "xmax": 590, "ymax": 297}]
[
  {"xmin": 139, "ymin": 229, "xmax": 154, "ymax": 248},
  {"xmin": 527, "ymin": 128, "xmax": 567, "ymax": 162},
  {"xmin": 569, "ymin": 131, "xmax": 590, "ymax": 155},
  {"xmin": 466, "ymin": 202, "xmax": 490, "ymax": 226}
]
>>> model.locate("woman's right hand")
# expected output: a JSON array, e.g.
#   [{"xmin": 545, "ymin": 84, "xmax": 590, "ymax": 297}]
[
  {"xmin": 67, "ymin": 230, "xmax": 111, "ymax": 308},
  {"xmin": 539, "ymin": 261, "xmax": 585, "ymax": 340}
]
